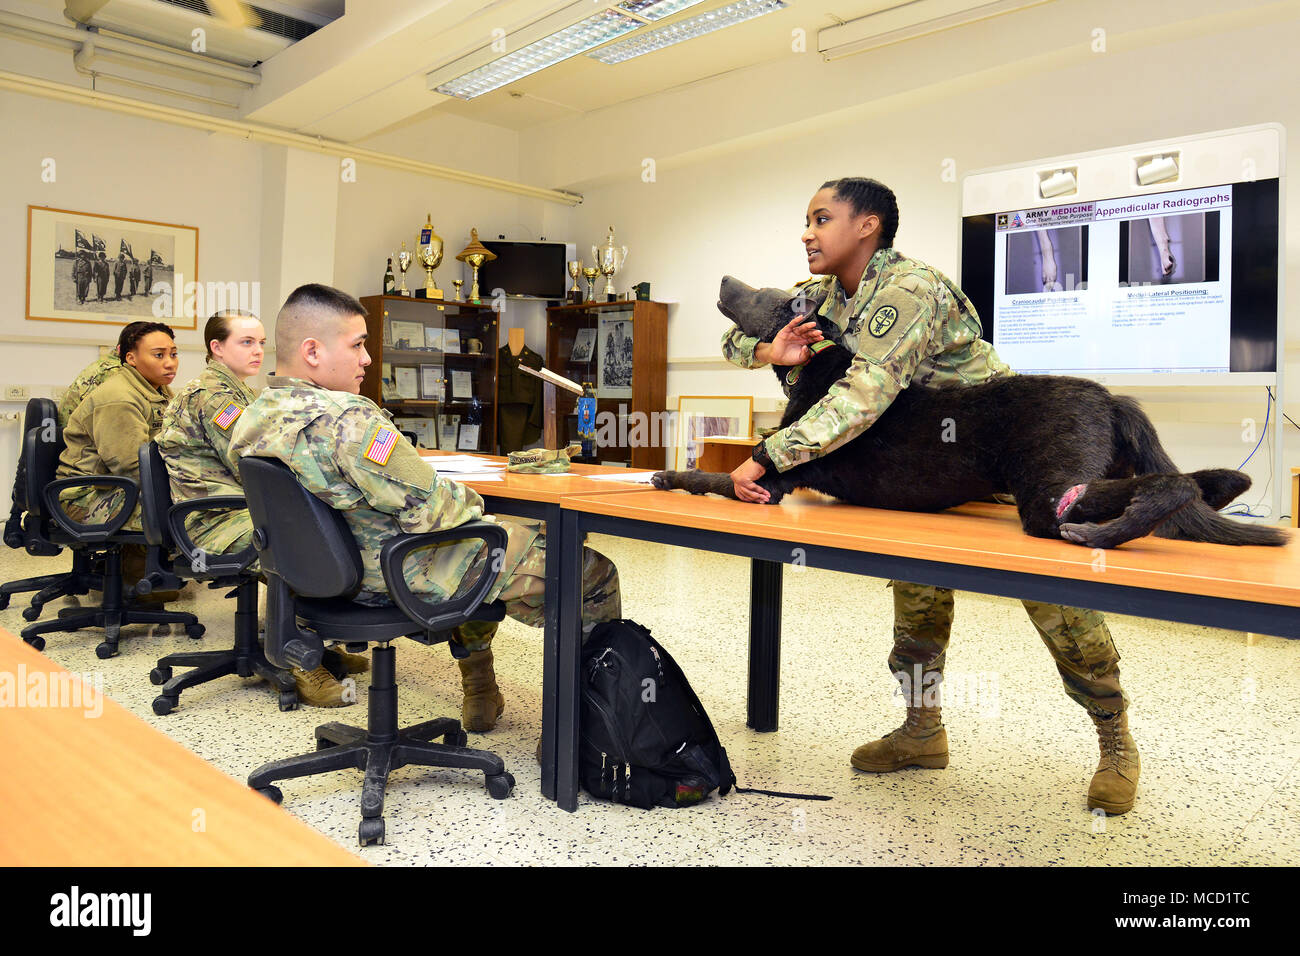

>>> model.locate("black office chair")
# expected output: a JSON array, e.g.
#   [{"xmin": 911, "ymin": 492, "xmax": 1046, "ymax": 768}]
[
  {"xmin": 239, "ymin": 456, "xmax": 515, "ymax": 847},
  {"xmin": 0, "ymin": 398, "xmax": 100, "ymax": 617},
  {"xmin": 19, "ymin": 424, "xmax": 201, "ymax": 658},
  {"xmin": 136, "ymin": 442, "xmax": 298, "ymax": 715}
]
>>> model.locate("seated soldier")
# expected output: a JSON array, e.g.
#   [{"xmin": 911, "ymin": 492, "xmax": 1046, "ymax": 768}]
[
  {"xmin": 228, "ymin": 284, "xmax": 622, "ymax": 732},
  {"xmin": 156, "ymin": 309, "xmax": 362, "ymax": 708},
  {"xmin": 58, "ymin": 322, "xmax": 180, "ymax": 597}
]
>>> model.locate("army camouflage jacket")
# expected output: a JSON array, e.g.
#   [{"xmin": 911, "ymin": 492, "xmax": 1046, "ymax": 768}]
[
  {"xmin": 720, "ymin": 247, "xmax": 1012, "ymax": 471},
  {"xmin": 58, "ymin": 354, "xmax": 125, "ymax": 426},
  {"xmin": 58, "ymin": 364, "xmax": 173, "ymax": 483},
  {"xmin": 227, "ymin": 376, "xmax": 487, "ymax": 599},
  {"xmin": 156, "ymin": 361, "xmax": 258, "ymax": 555}
]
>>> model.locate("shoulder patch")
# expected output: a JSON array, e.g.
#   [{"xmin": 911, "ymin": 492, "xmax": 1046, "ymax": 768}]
[
  {"xmin": 868, "ymin": 305, "xmax": 899, "ymax": 338},
  {"xmin": 212, "ymin": 401, "xmax": 243, "ymax": 431},
  {"xmin": 363, "ymin": 425, "xmax": 400, "ymax": 466}
]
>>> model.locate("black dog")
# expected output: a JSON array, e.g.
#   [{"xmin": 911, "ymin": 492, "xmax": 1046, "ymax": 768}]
[{"xmin": 652, "ymin": 277, "xmax": 1287, "ymax": 549}]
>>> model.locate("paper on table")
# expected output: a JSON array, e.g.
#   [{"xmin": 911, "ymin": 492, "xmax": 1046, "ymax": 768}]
[
  {"xmin": 442, "ymin": 473, "xmax": 504, "ymax": 483},
  {"xmin": 585, "ymin": 471, "xmax": 660, "ymax": 483}
]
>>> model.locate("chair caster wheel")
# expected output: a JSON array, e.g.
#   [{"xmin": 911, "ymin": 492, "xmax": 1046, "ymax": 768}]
[
  {"xmin": 358, "ymin": 817, "xmax": 385, "ymax": 846},
  {"xmin": 186, "ymin": 623, "xmax": 205, "ymax": 639},
  {"xmin": 486, "ymin": 772, "xmax": 515, "ymax": 800},
  {"xmin": 152, "ymin": 695, "xmax": 177, "ymax": 716},
  {"xmin": 444, "ymin": 730, "xmax": 468, "ymax": 747},
  {"xmin": 95, "ymin": 641, "xmax": 117, "ymax": 659},
  {"xmin": 149, "ymin": 666, "xmax": 172, "ymax": 685},
  {"xmin": 22, "ymin": 605, "xmax": 41, "ymax": 621},
  {"xmin": 24, "ymin": 636, "xmax": 45, "ymax": 652},
  {"xmin": 255, "ymin": 785, "xmax": 283, "ymax": 804},
  {"xmin": 278, "ymin": 692, "xmax": 299, "ymax": 712}
]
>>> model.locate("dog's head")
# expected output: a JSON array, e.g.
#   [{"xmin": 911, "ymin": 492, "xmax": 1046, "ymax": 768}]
[{"xmin": 718, "ymin": 275, "xmax": 830, "ymax": 343}]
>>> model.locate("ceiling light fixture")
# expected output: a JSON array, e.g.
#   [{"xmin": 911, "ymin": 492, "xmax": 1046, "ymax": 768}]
[{"xmin": 588, "ymin": 0, "xmax": 788, "ymax": 64}]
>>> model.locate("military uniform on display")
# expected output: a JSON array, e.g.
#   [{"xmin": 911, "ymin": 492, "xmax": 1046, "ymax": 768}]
[
  {"xmin": 722, "ymin": 246, "xmax": 1137, "ymax": 812},
  {"xmin": 228, "ymin": 377, "xmax": 622, "ymax": 729},
  {"xmin": 496, "ymin": 344, "xmax": 544, "ymax": 454},
  {"xmin": 155, "ymin": 360, "xmax": 258, "ymax": 556},
  {"xmin": 59, "ymin": 354, "xmax": 125, "ymax": 426},
  {"xmin": 57, "ymin": 365, "xmax": 172, "ymax": 532}
]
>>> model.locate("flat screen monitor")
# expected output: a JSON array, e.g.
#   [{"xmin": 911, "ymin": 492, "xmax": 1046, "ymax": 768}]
[
  {"xmin": 959, "ymin": 126, "xmax": 1283, "ymax": 385},
  {"xmin": 472, "ymin": 240, "xmax": 567, "ymax": 300}
]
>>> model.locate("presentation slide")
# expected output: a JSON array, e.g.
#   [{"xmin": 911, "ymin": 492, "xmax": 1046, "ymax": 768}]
[{"xmin": 990, "ymin": 185, "xmax": 1232, "ymax": 374}]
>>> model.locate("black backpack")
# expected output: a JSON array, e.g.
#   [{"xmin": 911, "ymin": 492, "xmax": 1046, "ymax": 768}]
[{"xmin": 579, "ymin": 619, "xmax": 735, "ymax": 808}]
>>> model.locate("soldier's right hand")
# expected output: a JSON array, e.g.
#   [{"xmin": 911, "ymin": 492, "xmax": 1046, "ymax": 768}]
[{"xmin": 761, "ymin": 314, "xmax": 824, "ymax": 367}]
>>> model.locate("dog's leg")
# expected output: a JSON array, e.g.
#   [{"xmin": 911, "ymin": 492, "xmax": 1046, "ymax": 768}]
[
  {"xmin": 651, "ymin": 470, "xmax": 738, "ymax": 498},
  {"xmin": 1056, "ymin": 474, "xmax": 1200, "ymax": 548},
  {"xmin": 1185, "ymin": 468, "xmax": 1250, "ymax": 511}
]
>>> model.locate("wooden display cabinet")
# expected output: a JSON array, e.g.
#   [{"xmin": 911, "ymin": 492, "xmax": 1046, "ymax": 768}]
[
  {"xmin": 359, "ymin": 295, "xmax": 499, "ymax": 453},
  {"xmin": 545, "ymin": 299, "xmax": 667, "ymax": 469}
]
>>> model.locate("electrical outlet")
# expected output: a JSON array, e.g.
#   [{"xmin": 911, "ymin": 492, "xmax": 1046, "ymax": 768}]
[{"xmin": 4, "ymin": 385, "xmax": 29, "ymax": 401}]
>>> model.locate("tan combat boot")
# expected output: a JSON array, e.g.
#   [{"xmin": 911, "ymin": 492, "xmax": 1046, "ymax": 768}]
[
  {"xmin": 458, "ymin": 649, "xmax": 505, "ymax": 731},
  {"xmin": 1087, "ymin": 711, "xmax": 1140, "ymax": 814},
  {"xmin": 289, "ymin": 665, "xmax": 354, "ymax": 708},
  {"xmin": 851, "ymin": 706, "xmax": 949, "ymax": 772}
]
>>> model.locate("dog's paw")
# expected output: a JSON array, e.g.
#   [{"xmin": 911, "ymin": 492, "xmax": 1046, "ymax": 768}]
[
  {"xmin": 650, "ymin": 471, "xmax": 674, "ymax": 491},
  {"xmin": 1059, "ymin": 521, "xmax": 1105, "ymax": 547}
]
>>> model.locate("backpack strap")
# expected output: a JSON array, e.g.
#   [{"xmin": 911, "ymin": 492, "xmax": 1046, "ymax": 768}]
[{"xmin": 733, "ymin": 784, "xmax": 832, "ymax": 801}]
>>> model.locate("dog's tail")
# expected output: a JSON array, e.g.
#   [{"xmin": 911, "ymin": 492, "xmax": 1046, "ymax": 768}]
[{"xmin": 1112, "ymin": 396, "xmax": 1288, "ymax": 546}]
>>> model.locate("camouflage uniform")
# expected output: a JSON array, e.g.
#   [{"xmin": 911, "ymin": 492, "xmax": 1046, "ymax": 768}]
[
  {"xmin": 228, "ymin": 377, "xmax": 621, "ymax": 651},
  {"xmin": 59, "ymin": 354, "xmax": 125, "ymax": 426},
  {"xmin": 723, "ymin": 248, "xmax": 1126, "ymax": 718},
  {"xmin": 56, "ymin": 365, "xmax": 173, "ymax": 532},
  {"xmin": 156, "ymin": 361, "xmax": 258, "ymax": 557}
]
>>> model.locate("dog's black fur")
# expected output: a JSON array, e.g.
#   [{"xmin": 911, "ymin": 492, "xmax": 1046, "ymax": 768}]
[{"xmin": 652, "ymin": 276, "xmax": 1288, "ymax": 549}]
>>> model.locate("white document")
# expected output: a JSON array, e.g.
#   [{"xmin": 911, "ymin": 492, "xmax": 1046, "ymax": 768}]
[
  {"xmin": 458, "ymin": 424, "xmax": 480, "ymax": 451},
  {"xmin": 586, "ymin": 471, "xmax": 660, "ymax": 483},
  {"xmin": 451, "ymin": 370, "xmax": 474, "ymax": 399},
  {"xmin": 394, "ymin": 367, "xmax": 419, "ymax": 400}
]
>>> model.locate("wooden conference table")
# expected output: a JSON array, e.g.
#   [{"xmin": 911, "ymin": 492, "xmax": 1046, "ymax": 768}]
[
  {"xmin": 0, "ymin": 628, "xmax": 362, "ymax": 866},
  {"xmin": 546, "ymin": 489, "xmax": 1300, "ymax": 811}
]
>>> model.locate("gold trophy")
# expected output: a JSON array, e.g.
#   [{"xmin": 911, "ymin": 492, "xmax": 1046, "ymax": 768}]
[
  {"xmin": 452, "ymin": 279, "xmax": 464, "ymax": 302},
  {"xmin": 567, "ymin": 259, "xmax": 584, "ymax": 303},
  {"xmin": 396, "ymin": 241, "xmax": 412, "ymax": 296},
  {"xmin": 417, "ymin": 215, "xmax": 444, "ymax": 299},
  {"xmin": 455, "ymin": 228, "xmax": 496, "ymax": 305},
  {"xmin": 592, "ymin": 225, "xmax": 628, "ymax": 301},
  {"xmin": 581, "ymin": 265, "xmax": 601, "ymax": 302}
]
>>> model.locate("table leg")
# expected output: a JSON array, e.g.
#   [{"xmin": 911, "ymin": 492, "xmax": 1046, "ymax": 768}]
[
  {"xmin": 747, "ymin": 558, "xmax": 783, "ymax": 732},
  {"xmin": 539, "ymin": 502, "xmax": 561, "ymax": 801},
  {"xmin": 555, "ymin": 508, "xmax": 584, "ymax": 811}
]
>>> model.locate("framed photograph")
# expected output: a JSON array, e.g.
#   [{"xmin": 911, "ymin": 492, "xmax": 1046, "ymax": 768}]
[
  {"xmin": 26, "ymin": 205, "xmax": 199, "ymax": 328},
  {"xmin": 420, "ymin": 364, "xmax": 445, "ymax": 401},
  {"xmin": 424, "ymin": 326, "xmax": 444, "ymax": 351},
  {"xmin": 443, "ymin": 328, "xmax": 462, "ymax": 354},
  {"xmin": 597, "ymin": 315, "xmax": 633, "ymax": 399},
  {"xmin": 674, "ymin": 395, "xmax": 754, "ymax": 470},
  {"xmin": 570, "ymin": 327, "xmax": 597, "ymax": 363},
  {"xmin": 390, "ymin": 320, "xmax": 424, "ymax": 350},
  {"xmin": 394, "ymin": 367, "xmax": 419, "ymax": 400},
  {"xmin": 458, "ymin": 423, "xmax": 481, "ymax": 451}
]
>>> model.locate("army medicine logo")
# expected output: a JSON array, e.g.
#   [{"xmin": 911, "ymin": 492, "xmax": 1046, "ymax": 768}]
[
  {"xmin": 868, "ymin": 305, "xmax": 898, "ymax": 338},
  {"xmin": 996, "ymin": 213, "xmax": 1009, "ymax": 228}
]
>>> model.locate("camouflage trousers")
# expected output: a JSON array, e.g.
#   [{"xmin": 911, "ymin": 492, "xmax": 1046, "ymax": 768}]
[
  {"xmin": 59, "ymin": 485, "xmax": 143, "ymax": 533},
  {"xmin": 888, "ymin": 580, "xmax": 1127, "ymax": 718},
  {"xmin": 447, "ymin": 517, "xmax": 622, "ymax": 652}
]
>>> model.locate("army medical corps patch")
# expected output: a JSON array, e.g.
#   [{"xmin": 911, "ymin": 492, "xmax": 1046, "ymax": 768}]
[
  {"xmin": 364, "ymin": 426, "xmax": 399, "ymax": 466},
  {"xmin": 868, "ymin": 305, "xmax": 899, "ymax": 338},
  {"xmin": 212, "ymin": 402, "xmax": 243, "ymax": 431}
]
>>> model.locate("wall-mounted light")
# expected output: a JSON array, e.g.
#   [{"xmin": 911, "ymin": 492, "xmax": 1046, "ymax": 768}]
[
  {"xmin": 1136, "ymin": 152, "xmax": 1180, "ymax": 186},
  {"xmin": 1038, "ymin": 167, "xmax": 1078, "ymax": 199}
]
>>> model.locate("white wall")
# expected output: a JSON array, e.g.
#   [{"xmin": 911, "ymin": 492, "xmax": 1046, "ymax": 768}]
[{"xmin": 522, "ymin": 0, "xmax": 1300, "ymax": 518}]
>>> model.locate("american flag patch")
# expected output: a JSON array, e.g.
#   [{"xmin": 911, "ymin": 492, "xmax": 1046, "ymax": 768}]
[
  {"xmin": 364, "ymin": 427, "xmax": 399, "ymax": 466},
  {"xmin": 213, "ymin": 402, "xmax": 242, "ymax": 431}
]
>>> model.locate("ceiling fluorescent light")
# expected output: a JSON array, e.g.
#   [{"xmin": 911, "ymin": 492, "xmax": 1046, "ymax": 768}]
[
  {"xmin": 432, "ymin": 6, "xmax": 644, "ymax": 100},
  {"xmin": 818, "ymin": 0, "xmax": 1051, "ymax": 61},
  {"xmin": 588, "ymin": 0, "xmax": 787, "ymax": 64}
]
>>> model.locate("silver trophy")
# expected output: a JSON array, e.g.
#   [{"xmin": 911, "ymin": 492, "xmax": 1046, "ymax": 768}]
[{"xmin": 592, "ymin": 226, "xmax": 628, "ymax": 301}]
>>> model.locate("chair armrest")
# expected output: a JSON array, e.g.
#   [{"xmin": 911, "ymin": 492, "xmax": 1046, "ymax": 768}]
[
  {"xmin": 379, "ymin": 520, "xmax": 509, "ymax": 633},
  {"xmin": 42, "ymin": 476, "xmax": 139, "ymax": 541},
  {"xmin": 167, "ymin": 496, "xmax": 256, "ymax": 576}
]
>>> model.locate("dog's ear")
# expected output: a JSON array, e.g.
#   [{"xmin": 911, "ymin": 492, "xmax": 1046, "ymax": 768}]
[{"xmin": 787, "ymin": 287, "xmax": 827, "ymax": 321}]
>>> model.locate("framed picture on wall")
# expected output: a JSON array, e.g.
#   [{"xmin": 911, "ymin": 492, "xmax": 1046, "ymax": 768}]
[
  {"xmin": 673, "ymin": 395, "xmax": 754, "ymax": 471},
  {"xmin": 596, "ymin": 314, "xmax": 633, "ymax": 399},
  {"xmin": 26, "ymin": 205, "xmax": 200, "ymax": 328}
]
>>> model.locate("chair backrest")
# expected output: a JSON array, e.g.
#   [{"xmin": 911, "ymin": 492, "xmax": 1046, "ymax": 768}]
[
  {"xmin": 238, "ymin": 457, "xmax": 363, "ymax": 599},
  {"xmin": 23, "ymin": 420, "xmax": 65, "ymax": 520},
  {"xmin": 137, "ymin": 442, "xmax": 174, "ymax": 549},
  {"xmin": 23, "ymin": 397, "xmax": 57, "ymax": 439}
]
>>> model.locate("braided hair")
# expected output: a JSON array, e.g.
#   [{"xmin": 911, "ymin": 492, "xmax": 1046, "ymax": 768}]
[
  {"xmin": 117, "ymin": 321, "xmax": 176, "ymax": 362},
  {"xmin": 821, "ymin": 177, "xmax": 899, "ymax": 248}
]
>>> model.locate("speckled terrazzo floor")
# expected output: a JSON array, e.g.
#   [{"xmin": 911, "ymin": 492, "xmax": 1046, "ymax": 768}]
[{"xmin": 2, "ymin": 535, "xmax": 1297, "ymax": 866}]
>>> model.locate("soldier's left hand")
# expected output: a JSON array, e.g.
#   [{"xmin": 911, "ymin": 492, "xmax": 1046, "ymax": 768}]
[{"xmin": 731, "ymin": 458, "xmax": 770, "ymax": 503}]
